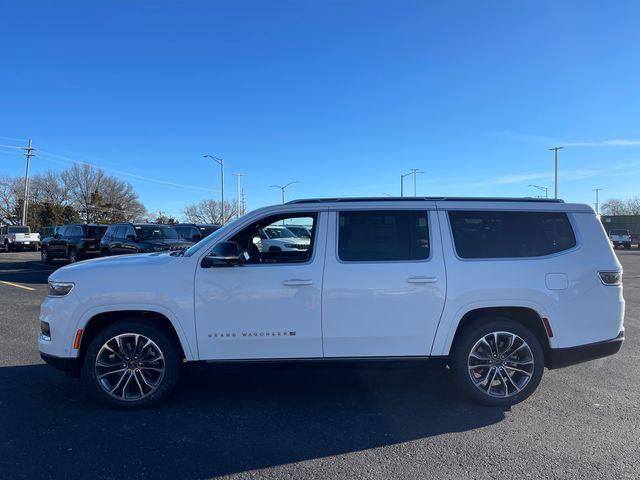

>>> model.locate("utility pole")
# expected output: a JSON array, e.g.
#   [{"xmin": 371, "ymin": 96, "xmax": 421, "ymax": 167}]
[
  {"xmin": 241, "ymin": 188, "xmax": 246, "ymax": 215},
  {"xmin": 21, "ymin": 139, "xmax": 35, "ymax": 226},
  {"xmin": 232, "ymin": 173, "xmax": 245, "ymax": 219},
  {"xmin": 593, "ymin": 188, "xmax": 603, "ymax": 215},
  {"xmin": 270, "ymin": 181, "xmax": 298, "ymax": 204},
  {"xmin": 203, "ymin": 155, "xmax": 224, "ymax": 224},
  {"xmin": 409, "ymin": 168, "xmax": 424, "ymax": 197},
  {"xmin": 549, "ymin": 146, "xmax": 564, "ymax": 199}
]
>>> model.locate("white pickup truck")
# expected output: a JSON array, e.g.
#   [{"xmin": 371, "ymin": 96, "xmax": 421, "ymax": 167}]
[
  {"xmin": 609, "ymin": 229, "xmax": 632, "ymax": 249},
  {"xmin": 0, "ymin": 225, "xmax": 40, "ymax": 251}
]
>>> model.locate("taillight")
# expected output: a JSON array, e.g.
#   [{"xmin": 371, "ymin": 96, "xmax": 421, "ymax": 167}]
[{"xmin": 599, "ymin": 271, "xmax": 622, "ymax": 286}]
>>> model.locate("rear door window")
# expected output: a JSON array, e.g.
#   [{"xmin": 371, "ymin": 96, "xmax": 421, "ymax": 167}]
[
  {"xmin": 448, "ymin": 210, "xmax": 577, "ymax": 259},
  {"xmin": 338, "ymin": 210, "xmax": 430, "ymax": 262}
]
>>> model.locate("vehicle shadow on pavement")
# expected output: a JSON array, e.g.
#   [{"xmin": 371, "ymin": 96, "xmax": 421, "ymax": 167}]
[
  {"xmin": 0, "ymin": 362, "xmax": 507, "ymax": 480},
  {"xmin": 0, "ymin": 252, "xmax": 60, "ymax": 286}
]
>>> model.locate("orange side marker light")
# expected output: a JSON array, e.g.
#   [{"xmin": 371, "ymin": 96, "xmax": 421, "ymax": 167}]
[{"xmin": 73, "ymin": 329, "xmax": 84, "ymax": 349}]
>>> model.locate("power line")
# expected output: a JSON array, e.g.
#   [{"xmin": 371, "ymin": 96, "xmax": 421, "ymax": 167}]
[{"xmin": 37, "ymin": 149, "xmax": 214, "ymax": 193}]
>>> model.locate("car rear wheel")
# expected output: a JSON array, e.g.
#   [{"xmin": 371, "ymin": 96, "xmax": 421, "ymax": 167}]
[
  {"xmin": 68, "ymin": 248, "xmax": 78, "ymax": 263},
  {"xmin": 81, "ymin": 320, "xmax": 181, "ymax": 408},
  {"xmin": 41, "ymin": 247, "xmax": 53, "ymax": 264},
  {"xmin": 451, "ymin": 318, "xmax": 545, "ymax": 406}
]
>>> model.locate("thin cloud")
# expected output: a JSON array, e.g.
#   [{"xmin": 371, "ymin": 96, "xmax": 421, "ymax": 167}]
[
  {"xmin": 474, "ymin": 172, "xmax": 552, "ymax": 187},
  {"xmin": 564, "ymin": 139, "xmax": 640, "ymax": 147}
]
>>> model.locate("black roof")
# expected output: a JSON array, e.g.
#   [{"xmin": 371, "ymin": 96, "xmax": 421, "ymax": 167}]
[{"xmin": 287, "ymin": 196, "xmax": 564, "ymax": 204}]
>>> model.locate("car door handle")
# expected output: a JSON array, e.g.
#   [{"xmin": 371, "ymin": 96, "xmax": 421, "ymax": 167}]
[
  {"xmin": 406, "ymin": 276, "xmax": 438, "ymax": 284},
  {"xmin": 283, "ymin": 279, "xmax": 313, "ymax": 286}
]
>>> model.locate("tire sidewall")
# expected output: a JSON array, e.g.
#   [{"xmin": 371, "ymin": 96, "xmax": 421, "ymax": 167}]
[
  {"xmin": 68, "ymin": 248, "xmax": 77, "ymax": 263},
  {"xmin": 41, "ymin": 247, "xmax": 51, "ymax": 264},
  {"xmin": 451, "ymin": 317, "xmax": 545, "ymax": 407},
  {"xmin": 81, "ymin": 320, "xmax": 181, "ymax": 409}
]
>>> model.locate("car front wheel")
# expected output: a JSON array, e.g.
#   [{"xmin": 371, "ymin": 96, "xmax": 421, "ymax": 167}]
[
  {"xmin": 81, "ymin": 320, "xmax": 181, "ymax": 408},
  {"xmin": 451, "ymin": 318, "xmax": 545, "ymax": 406}
]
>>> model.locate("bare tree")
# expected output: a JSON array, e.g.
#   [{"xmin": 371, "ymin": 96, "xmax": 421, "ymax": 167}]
[
  {"xmin": 182, "ymin": 199, "xmax": 237, "ymax": 224},
  {"xmin": 30, "ymin": 170, "xmax": 69, "ymax": 206},
  {"xmin": 602, "ymin": 197, "xmax": 640, "ymax": 216},
  {"xmin": 0, "ymin": 175, "xmax": 22, "ymax": 224},
  {"xmin": 61, "ymin": 163, "xmax": 106, "ymax": 222}
]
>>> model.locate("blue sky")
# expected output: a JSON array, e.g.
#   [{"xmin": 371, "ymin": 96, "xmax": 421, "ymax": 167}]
[{"xmin": 1, "ymin": 1, "xmax": 639, "ymax": 217}]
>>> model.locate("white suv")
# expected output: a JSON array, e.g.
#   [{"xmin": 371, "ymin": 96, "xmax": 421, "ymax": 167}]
[{"xmin": 39, "ymin": 197, "xmax": 625, "ymax": 408}]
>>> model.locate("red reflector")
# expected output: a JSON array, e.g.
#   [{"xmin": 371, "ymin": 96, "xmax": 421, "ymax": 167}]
[
  {"xmin": 542, "ymin": 318, "xmax": 554, "ymax": 338},
  {"xmin": 73, "ymin": 329, "xmax": 84, "ymax": 349}
]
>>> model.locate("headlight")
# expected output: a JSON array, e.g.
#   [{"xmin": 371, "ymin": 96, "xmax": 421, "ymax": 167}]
[{"xmin": 48, "ymin": 281, "xmax": 74, "ymax": 297}]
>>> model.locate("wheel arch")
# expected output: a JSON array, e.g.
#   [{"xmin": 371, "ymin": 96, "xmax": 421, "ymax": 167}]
[
  {"xmin": 77, "ymin": 308, "xmax": 194, "ymax": 367},
  {"xmin": 446, "ymin": 306, "xmax": 552, "ymax": 367}
]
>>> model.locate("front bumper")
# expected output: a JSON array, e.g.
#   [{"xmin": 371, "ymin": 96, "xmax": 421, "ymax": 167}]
[
  {"xmin": 548, "ymin": 331, "xmax": 624, "ymax": 369},
  {"xmin": 41, "ymin": 352, "xmax": 81, "ymax": 374}
]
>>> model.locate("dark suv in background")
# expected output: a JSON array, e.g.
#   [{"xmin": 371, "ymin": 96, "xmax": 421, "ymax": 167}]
[
  {"xmin": 100, "ymin": 223, "xmax": 193, "ymax": 256},
  {"xmin": 41, "ymin": 224, "xmax": 108, "ymax": 264},
  {"xmin": 173, "ymin": 223, "xmax": 220, "ymax": 243}
]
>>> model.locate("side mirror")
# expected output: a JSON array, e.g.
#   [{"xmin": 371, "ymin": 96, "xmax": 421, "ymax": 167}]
[
  {"xmin": 126, "ymin": 234, "xmax": 138, "ymax": 242},
  {"xmin": 201, "ymin": 241, "xmax": 240, "ymax": 268}
]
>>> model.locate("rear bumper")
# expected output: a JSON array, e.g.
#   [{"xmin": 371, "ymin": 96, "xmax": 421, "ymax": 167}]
[
  {"xmin": 41, "ymin": 352, "xmax": 81, "ymax": 374},
  {"xmin": 548, "ymin": 331, "xmax": 624, "ymax": 369}
]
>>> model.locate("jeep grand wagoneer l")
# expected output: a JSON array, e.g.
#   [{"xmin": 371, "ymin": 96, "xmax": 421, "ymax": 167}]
[{"xmin": 39, "ymin": 197, "xmax": 624, "ymax": 408}]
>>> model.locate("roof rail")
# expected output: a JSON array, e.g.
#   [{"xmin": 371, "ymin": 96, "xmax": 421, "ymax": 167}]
[{"xmin": 286, "ymin": 196, "xmax": 564, "ymax": 204}]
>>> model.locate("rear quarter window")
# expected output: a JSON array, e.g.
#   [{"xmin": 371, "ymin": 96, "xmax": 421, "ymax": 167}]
[{"xmin": 448, "ymin": 210, "xmax": 576, "ymax": 259}]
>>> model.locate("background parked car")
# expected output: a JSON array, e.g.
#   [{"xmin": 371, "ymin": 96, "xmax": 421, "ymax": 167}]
[
  {"xmin": 283, "ymin": 224, "xmax": 312, "ymax": 238},
  {"xmin": 174, "ymin": 223, "xmax": 221, "ymax": 243},
  {"xmin": 609, "ymin": 229, "xmax": 632, "ymax": 249},
  {"xmin": 253, "ymin": 225, "xmax": 311, "ymax": 252},
  {"xmin": 0, "ymin": 225, "xmax": 40, "ymax": 252},
  {"xmin": 100, "ymin": 223, "xmax": 193, "ymax": 256},
  {"xmin": 41, "ymin": 224, "xmax": 108, "ymax": 264}
]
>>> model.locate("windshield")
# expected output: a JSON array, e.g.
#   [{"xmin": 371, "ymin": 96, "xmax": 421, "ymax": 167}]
[
  {"xmin": 8, "ymin": 226, "xmax": 30, "ymax": 234},
  {"xmin": 134, "ymin": 225, "xmax": 178, "ymax": 240},
  {"xmin": 183, "ymin": 215, "xmax": 247, "ymax": 257},
  {"xmin": 264, "ymin": 227, "xmax": 295, "ymax": 239},
  {"xmin": 87, "ymin": 226, "xmax": 107, "ymax": 237}
]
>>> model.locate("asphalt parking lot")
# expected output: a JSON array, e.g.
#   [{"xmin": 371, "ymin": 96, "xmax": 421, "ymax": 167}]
[{"xmin": 0, "ymin": 251, "xmax": 638, "ymax": 480}]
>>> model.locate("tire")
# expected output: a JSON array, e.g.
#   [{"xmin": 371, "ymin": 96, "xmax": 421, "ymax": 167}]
[
  {"xmin": 41, "ymin": 247, "xmax": 53, "ymax": 264},
  {"xmin": 625, "ymin": 243, "xmax": 631, "ymax": 250},
  {"xmin": 5, "ymin": 242, "xmax": 12, "ymax": 252},
  {"xmin": 81, "ymin": 320, "xmax": 181, "ymax": 409},
  {"xmin": 68, "ymin": 248, "xmax": 78, "ymax": 263},
  {"xmin": 450, "ymin": 317, "xmax": 545, "ymax": 407}
]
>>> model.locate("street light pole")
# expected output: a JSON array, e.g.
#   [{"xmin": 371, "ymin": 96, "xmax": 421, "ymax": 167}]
[
  {"xmin": 203, "ymin": 155, "xmax": 225, "ymax": 224},
  {"xmin": 528, "ymin": 184, "xmax": 548, "ymax": 199},
  {"xmin": 593, "ymin": 188, "xmax": 603, "ymax": 215},
  {"xmin": 400, "ymin": 172, "xmax": 412, "ymax": 197},
  {"xmin": 549, "ymin": 146, "xmax": 564, "ymax": 199},
  {"xmin": 270, "ymin": 181, "xmax": 298, "ymax": 204},
  {"xmin": 232, "ymin": 173, "xmax": 245, "ymax": 219}
]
